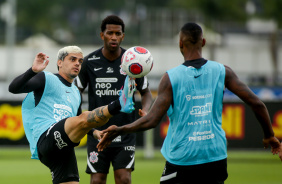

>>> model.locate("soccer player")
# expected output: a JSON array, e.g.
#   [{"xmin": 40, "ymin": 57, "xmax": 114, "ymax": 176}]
[
  {"xmin": 8, "ymin": 46, "xmax": 136, "ymax": 184},
  {"xmin": 75, "ymin": 15, "xmax": 153, "ymax": 184},
  {"xmin": 97, "ymin": 23, "xmax": 282, "ymax": 184}
]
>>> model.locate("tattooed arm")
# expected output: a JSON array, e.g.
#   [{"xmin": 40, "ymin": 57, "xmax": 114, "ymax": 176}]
[
  {"xmin": 97, "ymin": 73, "xmax": 172, "ymax": 150},
  {"xmin": 225, "ymin": 65, "xmax": 280, "ymax": 155}
]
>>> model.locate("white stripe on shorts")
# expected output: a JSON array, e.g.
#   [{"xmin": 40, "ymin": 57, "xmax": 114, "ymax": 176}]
[
  {"xmin": 87, "ymin": 156, "xmax": 97, "ymax": 173},
  {"xmin": 160, "ymin": 172, "xmax": 177, "ymax": 182},
  {"xmin": 126, "ymin": 154, "xmax": 135, "ymax": 169}
]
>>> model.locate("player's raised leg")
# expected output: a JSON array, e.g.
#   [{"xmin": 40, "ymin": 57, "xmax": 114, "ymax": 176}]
[
  {"xmin": 65, "ymin": 76, "xmax": 136, "ymax": 144},
  {"xmin": 65, "ymin": 105, "xmax": 111, "ymax": 143}
]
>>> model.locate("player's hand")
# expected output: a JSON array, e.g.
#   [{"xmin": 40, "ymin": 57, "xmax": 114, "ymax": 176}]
[
  {"xmin": 279, "ymin": 143, "xmax": 282, "ymax": 162},
  {"xmin": 262, "ymin": 136, "xmax": 281, "ymax": 155},
  {"xmin": 138, "ymin": 109, "xmax": 147, "ymax": 117},
  {"xmin": 93, "ymin": 130, "xmax": 103, "ymax": 140},
  {"xmin": 32, "ymin": 53, "xmax": 49, "ymax": 73},
  {"xmin": 97, "ymin": 125, "xmax": 121, "ymax": 151}
]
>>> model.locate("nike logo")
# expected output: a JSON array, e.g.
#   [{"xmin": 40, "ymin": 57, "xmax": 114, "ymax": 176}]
[
  {"xmin": 94, "ymin": 67, "xmax": 103, "ymax": 71},
  {"xmin": 130, "ymin": 154, "xmax": 134, "ymax": 158},
  {"xmin": 194, "ymin": 74, "xmax": 202, "ymax": 78},
  {"xmin": 88, "ymin": 55, "xmax": 100, "ymax": 60},
  {"xmin": 66, "ymin": 91, "xmax": 71, "ymax": 93}
]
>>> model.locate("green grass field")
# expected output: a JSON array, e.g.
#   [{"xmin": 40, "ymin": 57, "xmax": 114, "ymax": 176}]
[{"xmin": 0, "ymin": 147, "xmax": 281, "ymax": 184}]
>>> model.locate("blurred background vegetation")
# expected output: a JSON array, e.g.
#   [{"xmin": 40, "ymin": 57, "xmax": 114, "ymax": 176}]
[
  {"xmin": 1, "ymin": 0, "xmax": 282, "ymax": 86},
  {"xmin": 0, "ymin": 0, "xmax": 281, "ymax": 45}
]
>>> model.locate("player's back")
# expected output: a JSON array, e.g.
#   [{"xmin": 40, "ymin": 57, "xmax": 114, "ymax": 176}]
[{"xmin": 162, "ymin": 60, "xmax": 227, "ymax": 166}]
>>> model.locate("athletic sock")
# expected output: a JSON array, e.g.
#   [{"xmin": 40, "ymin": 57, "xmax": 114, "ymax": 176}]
[{"xmin": 108, "ymin": 99, "xmax": 121, "ymax": 115}]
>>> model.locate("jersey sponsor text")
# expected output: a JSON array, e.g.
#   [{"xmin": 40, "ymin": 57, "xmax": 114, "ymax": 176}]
[
  {"xmin": 190, "ymin": 103, "xmax": 212, "ymax": 116},
  {"xmin": 53, "ymin": 104, "xmax": 72, "ymax": 122},
  {"xmin": 124, "ymin": 146, "xmax": 135, "ymax": 151},
  {"xmin": 187, "ymin": 120, "xmax": 212, "ymax": 126},
  {"xmin": 189, "ymin": 131, "xmax": 215, "ymax": 142},
  {"xmin": 95, "ymin": 78, "xmax": 121, "ymax": 97}
]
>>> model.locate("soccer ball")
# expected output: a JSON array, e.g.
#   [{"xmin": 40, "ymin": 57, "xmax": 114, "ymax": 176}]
[{"xmin": 121, "ymin": 46, "xmax": 153, "ymax": 78}]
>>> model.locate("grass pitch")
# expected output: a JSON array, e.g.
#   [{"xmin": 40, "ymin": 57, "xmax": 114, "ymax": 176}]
[{"xmin": 0, "ymin": 147, "xmax": 281, "ymax": 184}]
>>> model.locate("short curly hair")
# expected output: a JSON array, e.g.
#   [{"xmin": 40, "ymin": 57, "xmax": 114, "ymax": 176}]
[
  {"xmin": 101, "ymin": 15, "xmax": 125, "ymax": 33},
  {"xmin": 181, "ymin": 23, "xmax": 202, "ymax": 44}
]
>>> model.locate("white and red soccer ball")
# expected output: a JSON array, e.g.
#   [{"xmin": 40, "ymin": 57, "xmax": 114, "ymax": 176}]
[{"xmin": 121, "ymin": 46, "xmax": 153, "ymax": 78}]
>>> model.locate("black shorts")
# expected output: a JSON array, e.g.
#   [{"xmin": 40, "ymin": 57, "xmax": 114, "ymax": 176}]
[
  {"xmin": 85, "ymin": 144, "xmax": 135, "ymax": 174},
  {"xmin": 160, "ymin": 159, "xmax": 228, "ymax": 184},
  {"xmin": 37, "ymin": 118, "xmax": 80, "ymax": 184}
]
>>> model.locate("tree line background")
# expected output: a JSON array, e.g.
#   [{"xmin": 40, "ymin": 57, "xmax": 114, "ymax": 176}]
[
  {"xmin": 0, "ymin": 0, "xmax": 282, "ymax": 85},
  {"xmin": 0, "ymin": 0, "xmax": 281, "ymax": 45}
]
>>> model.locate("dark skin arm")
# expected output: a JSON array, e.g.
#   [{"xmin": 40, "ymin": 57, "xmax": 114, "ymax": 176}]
[
  {"xmin": 97, "ymin": 73, "xmax": 172, "ymax": 151},
  {"xmin": 99, "ymin": 66, "xmax": 281, "ymax": 156},
  {"xmin": 225, "ymin": 65, "xmax": 280, "ymax": 154},
  {"xmin": 138, "ymin": 87, "xmax": 153, "ymax": 116}
]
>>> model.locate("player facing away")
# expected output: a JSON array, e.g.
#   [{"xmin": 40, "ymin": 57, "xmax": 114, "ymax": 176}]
[
  {"xmin": 8, "ymin": 46, "xmax": 136, "ymax": 184},
  {"xmin": 75, "ymin": 15, "xmax": 153, "ymax": 184},
  {"xmin": 97, "ymin": 23, "xmax": 282, "ymax": 184}
]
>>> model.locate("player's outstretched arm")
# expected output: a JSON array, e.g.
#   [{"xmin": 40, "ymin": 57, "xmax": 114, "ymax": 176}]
[
  {"xmin": 97, "ymin": 73, "xmax": 173, "ymax": 151},
  {"xmin": 263, "ymin": 137, "xmax": 281, "ymax": 155},
  {"xmin": 9, "ymin": 53, "xmax": 49, "ymax": 94},
  {"xmin": 31, "ymin": 53, "xmax": 50, "ymax": 73},
  {"xmin": 224, "ymin": 65, "xmax": 281, "ymax": 154}
]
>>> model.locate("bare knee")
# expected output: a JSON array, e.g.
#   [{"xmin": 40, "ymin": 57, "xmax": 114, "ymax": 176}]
[
  {"xmin": 114, "ymin": 169, "xmax": 132, "ymax": 184},
  {"xmin": 90, "ymin": 173, "xmax": 107, "ymax": 184}
]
